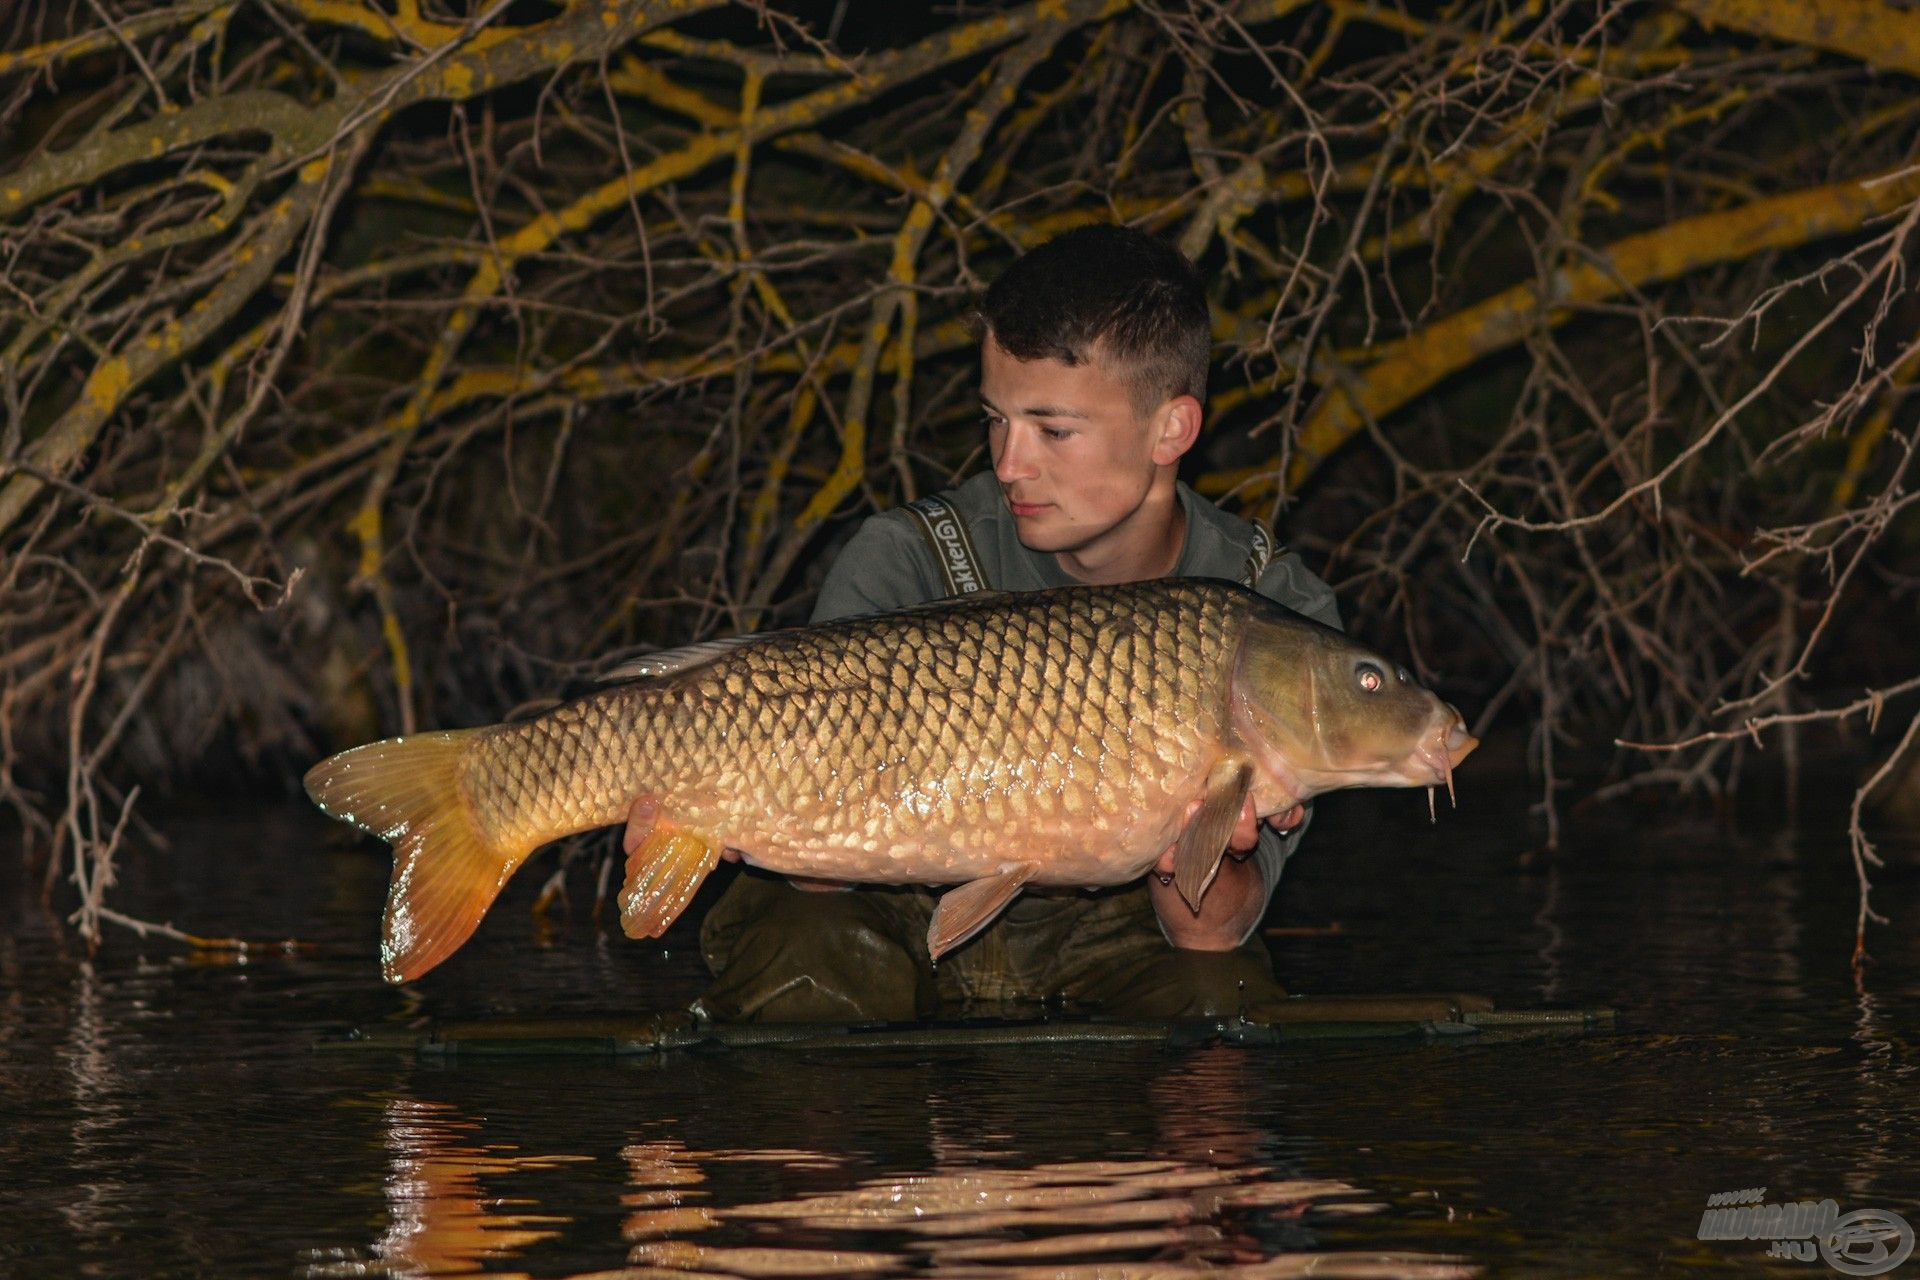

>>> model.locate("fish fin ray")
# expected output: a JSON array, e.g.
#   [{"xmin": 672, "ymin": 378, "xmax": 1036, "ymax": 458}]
[
  {"xmin": 303, "ymin": 730, "xmax": 533, "ymax": 984},
  {"xmin": 619, "ymin": 824, "xmax": 721, "ymax": 939},
  {"xmin": 596, "ymin": 636, "xmax": 760, "ymax": 684},
  {"xmin": 928, "ymin": 861, "xmax": 1040, "ymax": 959},
  {"xmin": 596, "ymin": 591, "xmax": 1028, "ymax": 685},
  {"xmin": 1173, "ymin": 762, "xmax": 1252, "ymax": 912}
]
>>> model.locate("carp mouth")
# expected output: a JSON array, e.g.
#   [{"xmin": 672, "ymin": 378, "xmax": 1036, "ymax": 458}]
[{"xmin": 1411, "ymin": 714, "xmax": 1478, "ymax": 820}]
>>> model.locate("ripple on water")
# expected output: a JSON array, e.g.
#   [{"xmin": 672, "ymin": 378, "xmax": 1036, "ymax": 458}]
[{"xmin": 2, "ymin": 794, "xmax": 1916, "ymax": 1278}]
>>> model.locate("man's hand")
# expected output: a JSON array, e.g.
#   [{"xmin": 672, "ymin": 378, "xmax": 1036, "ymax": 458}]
[
  {"xmin": 1148, "ymin": 794, "xmax": 1304, "ymax": 949},
  {"xmin": 1237, "ymin": 797, "xmax": 1305, "ymax": 849}
]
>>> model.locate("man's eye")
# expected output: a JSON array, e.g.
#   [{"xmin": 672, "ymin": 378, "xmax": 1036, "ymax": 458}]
[
  {"xmin": 982, "ymin": 414, "xmax": 1005, "ymax": 432},
  {"xmin": 1041, "ymin": 426, "xmax": 1072, "ymax": 441}
]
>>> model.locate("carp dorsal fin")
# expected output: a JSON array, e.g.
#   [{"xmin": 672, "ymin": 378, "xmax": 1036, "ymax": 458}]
[
  {"xmin": 1173, "ymin": 762, "xmax": 1252, "ymax": 912},
  {"xmin": 596, "ymin": 635, "xmax": 760, "ymax": 684},
  {"xmin": 928, "ymin": 861, "xmax": 1040, "ymax": 959},
  {"xmin": 594, "ymin": 592, "xmax": 1027, "ymax": 684},
  {"xmin": 921, "ymin": 588, "xmax": 1019, "ymax": 608}
]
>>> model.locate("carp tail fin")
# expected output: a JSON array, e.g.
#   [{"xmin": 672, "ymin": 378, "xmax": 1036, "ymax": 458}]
[{"xmin": 304, "ymin": 729, "xmax": 534, "ymax": 983}]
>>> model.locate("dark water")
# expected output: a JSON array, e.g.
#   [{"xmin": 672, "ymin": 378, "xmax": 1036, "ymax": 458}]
[{"xmin": 4, "ymin": 773, "xmax": 1917, "ymax": 1278}]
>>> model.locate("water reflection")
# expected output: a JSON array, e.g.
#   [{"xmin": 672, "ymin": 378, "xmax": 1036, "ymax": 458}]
[
  {"xmin": 9, "ymin": 799, "xmax": 1917, "ymax": 1279},
  {"xmin": 61, "ymin": 961, "xmax": 129, "ymax": 1264},
  {"xmin": 313, "ymin": 1049, "xmax": 1476, "ymax": 1279},
  {"xmin": 616, "ymin": 1149, "xmax": 1472, "ymax": 1278},
  {"xmin": 610, "ymin": 1047, "xmax": 1474, "ymax": 1277},
  {"xmin": 313, "ymin": 1097, "xmax": 589, "ymax": 1277},
  {"xmin": 1846, "ymin": 986, "xmax": 1914, "ymax": 1205}
]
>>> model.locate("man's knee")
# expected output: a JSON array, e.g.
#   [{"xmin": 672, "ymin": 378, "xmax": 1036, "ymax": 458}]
[
  {"xmin": 1080, "ymin": 944, "xmax": 1285, "ymax": 1019},
  {"xmin": 696, "ymin": 878, "xmax": 932, "ymax": 1024}
]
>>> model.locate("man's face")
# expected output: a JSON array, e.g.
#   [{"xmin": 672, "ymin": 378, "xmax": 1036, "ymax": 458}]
[{"xmin": 980, "ymin": 334, "xmax": 1165, "ymax": 556}]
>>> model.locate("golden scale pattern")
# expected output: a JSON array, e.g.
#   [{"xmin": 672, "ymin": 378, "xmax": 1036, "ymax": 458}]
[{"xmin": 464, "ymin": 580, "xmax": 1250, "ymax": 879}]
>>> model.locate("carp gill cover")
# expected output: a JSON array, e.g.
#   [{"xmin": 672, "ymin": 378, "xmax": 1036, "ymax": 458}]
[{"xmin": 305, "ymin": 579, "xmax": 1478, "ymax": 982}]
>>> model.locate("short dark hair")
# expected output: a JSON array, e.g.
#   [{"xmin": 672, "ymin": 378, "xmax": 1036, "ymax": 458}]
[{"xmin": 979, "ymin": 224, "xmax": 1211, "ymax": 415}]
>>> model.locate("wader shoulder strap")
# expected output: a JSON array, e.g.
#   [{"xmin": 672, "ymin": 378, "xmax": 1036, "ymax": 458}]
[
  {"xmin": 903, "ymin": 495, "xmax": 990, "ymax": 595},
  {"xmin": 1242, "ymin": 521, "xmax": 1277, "ymax": 589}
]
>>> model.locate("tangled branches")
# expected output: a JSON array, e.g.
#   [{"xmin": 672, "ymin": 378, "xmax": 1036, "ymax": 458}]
[{"xmin": 3, "ymin": 0, "xmax": 1917, "ymax": 967}]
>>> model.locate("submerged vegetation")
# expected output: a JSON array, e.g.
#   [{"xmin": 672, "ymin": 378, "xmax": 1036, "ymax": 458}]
[{"xmin": 2, "ymin": 0, "xmax": 1916, "ymax": 963}]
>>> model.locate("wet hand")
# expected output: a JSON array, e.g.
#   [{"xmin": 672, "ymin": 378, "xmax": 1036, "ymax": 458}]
[
  {"xmin": 1266, "ymin": 801, "xmax": 1305, "ymax": 838},
  {"xmin": 1147, "ymin": 795, "xmax": 1305, "ymax": 949},
  {"xmin": 1216, "ymin": 796, "xmax": 1307, "ymax": 860},
  {"xmin": 1148, "ymin": 793, "xmax": 1308, "ymax": 879},
  {"xmin": 1149, "ymin": 850, "xmax": 1264, "ymax": 950}
]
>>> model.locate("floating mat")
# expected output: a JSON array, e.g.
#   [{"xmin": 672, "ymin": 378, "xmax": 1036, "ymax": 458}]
[{"xmin": 318, "ymin": 997, "xmax": 1616, "ymax": 1059}]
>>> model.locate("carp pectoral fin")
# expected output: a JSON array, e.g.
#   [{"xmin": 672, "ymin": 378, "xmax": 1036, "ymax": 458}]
[
  {"xmin": 1173, "ymin": 763, "xmax": 1253, "ymax": 912},
  {"xmin": 928, "ymin": 861, "xmax": 1040, "ymax": 960},
  {"xmin": 619, "ymin": 824, "xmax": 721, "ymax": 940}
]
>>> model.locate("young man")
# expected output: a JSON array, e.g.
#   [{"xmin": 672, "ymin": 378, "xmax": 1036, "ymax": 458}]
[{"xmin": 693, "ymin": 225, "xmax": 1341, "ymax": 1025}]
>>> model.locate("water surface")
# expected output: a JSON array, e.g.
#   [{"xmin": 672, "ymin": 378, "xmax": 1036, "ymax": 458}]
[{"xmin": 3, "ymin": 776, "xmax": 1916, "ymax": 1277}]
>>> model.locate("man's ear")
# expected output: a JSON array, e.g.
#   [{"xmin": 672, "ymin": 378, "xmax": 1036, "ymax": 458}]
[{"xmin": 1149, "ymin": 395, "xmax": 1203, "ymax": 466}]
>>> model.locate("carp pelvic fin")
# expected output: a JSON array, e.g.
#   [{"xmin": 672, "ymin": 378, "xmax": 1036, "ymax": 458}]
[
  {"xmin": 1173, "ymin": 762, "xmax": 1252, "ymax": 912},
  {"xmin": 618, "ymin": 815, "xmax": 721, "ymax": 940},
  {"xmin": 303, "ymin": 729, "xmax": 533, "ymax": 984},
  {"xmin": 928, "ymin": 861, "xmax": 1040, "ymax": 960}
]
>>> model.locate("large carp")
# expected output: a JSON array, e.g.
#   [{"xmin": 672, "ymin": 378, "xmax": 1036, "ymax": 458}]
[{"xmin": 305, "ymin": 578, "xmax": 1476, "ymax": 982}]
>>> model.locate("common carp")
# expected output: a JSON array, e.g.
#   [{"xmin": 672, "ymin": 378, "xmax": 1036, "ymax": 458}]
[{"xmin": 305, "ymin": 578, "xmax": 1476, "ymax": 982}]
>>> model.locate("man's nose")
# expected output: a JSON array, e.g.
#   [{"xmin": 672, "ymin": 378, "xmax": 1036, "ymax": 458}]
[{"xmin": 994, "ymin": 423, "xmax": 1037, "ymax": 481}]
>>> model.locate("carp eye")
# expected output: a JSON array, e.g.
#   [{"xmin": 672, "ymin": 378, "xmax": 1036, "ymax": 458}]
[{"xmin": 1357, "ymin": 662, "xmax": 1384, "ymax": 693}]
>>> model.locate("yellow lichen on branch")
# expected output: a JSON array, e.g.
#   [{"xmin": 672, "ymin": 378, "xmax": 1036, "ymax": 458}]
[
  {"xmin": 1831, "ymin": 345, "xmax": 1920, "ymax": 510},
  {"xmin": 1199, "ymin": 164, "xmax": 1920, "ymax": 500},
  {"xmin": 273, "ymin": 0, "xmax": 474, "ymax": 48},
  {"xmin": 9, "ymin": 0, "xmax": 1920, "ymax": 962},
  {"xmin": 0, "ymin": 163, "xmax": 336, "ymax": 536},
  {"xmin": 1674, "ymin": 0, "xmax": 1920, "ymax": 80},
  {"xmin": 0, "ymin": 1, "xmax": 225, "ymax": 78}
]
